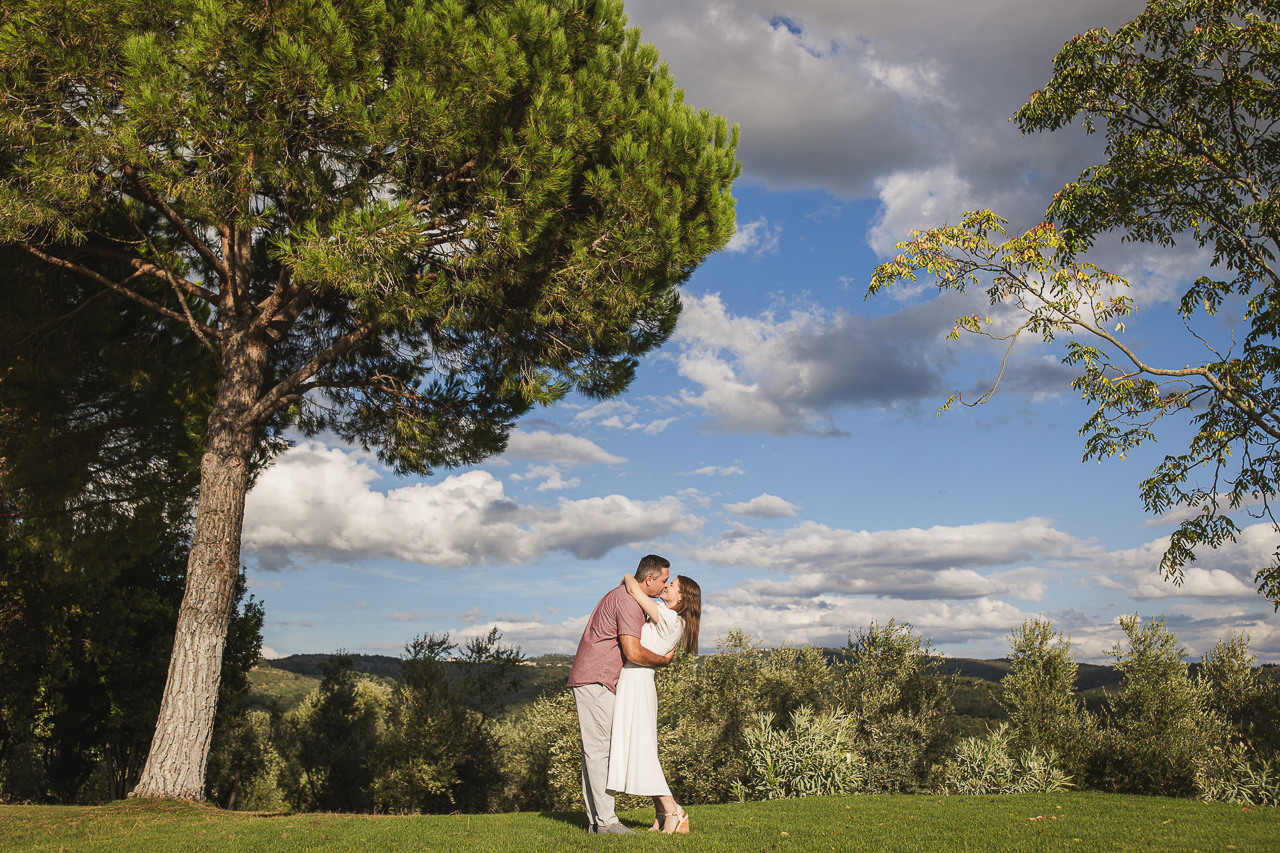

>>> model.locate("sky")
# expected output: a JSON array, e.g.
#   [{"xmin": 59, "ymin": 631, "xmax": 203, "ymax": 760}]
[{"xmin": 243, "ymin": 0, "xmax": 1280, "ymax": 664}]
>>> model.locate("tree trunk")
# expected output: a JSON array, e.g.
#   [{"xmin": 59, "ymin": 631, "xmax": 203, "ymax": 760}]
[{"xmin": 130, "ymin": 333, "xmax": 266, "ymax": 800}]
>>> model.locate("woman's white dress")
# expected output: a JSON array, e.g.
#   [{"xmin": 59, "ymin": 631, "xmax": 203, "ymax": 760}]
[{"xmin": 606, "ymin": 599, "xmax": 682, "ymax": 797}]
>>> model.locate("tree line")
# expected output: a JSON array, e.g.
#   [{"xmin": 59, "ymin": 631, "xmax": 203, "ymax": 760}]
[{"xmin": 10, "ymin": 611, "xmax": 1275, "ymax": 809}]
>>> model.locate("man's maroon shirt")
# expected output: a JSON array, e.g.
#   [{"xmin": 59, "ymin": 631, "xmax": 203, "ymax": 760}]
[{"xmin": 567, "ymin": 585, "xmax": 645, "ymax": 693}]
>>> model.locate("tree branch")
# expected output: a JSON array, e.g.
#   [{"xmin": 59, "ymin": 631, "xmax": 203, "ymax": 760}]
[
  {"xmin": 16, "ymin": 243, "xmax": 224, "ymax": 341},
  {"xmin": 132, "ymin": 227, "xmax": 218, "ymax": 356},
  {"xmin": 121, "ymin": 166, "xmax": 228, "ymax": 282},
  {"xmin": 82, "ymin": 246, "xmax": 220, "ymax": 303},
  {"xmin": 244, "ymin": 320, "xmax": 377, "ymax": 424}
]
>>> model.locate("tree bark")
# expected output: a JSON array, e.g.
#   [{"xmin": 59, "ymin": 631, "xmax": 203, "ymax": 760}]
[{"xmin": 130, "ymin": 331, "xmax": 266, "ymax": 800}]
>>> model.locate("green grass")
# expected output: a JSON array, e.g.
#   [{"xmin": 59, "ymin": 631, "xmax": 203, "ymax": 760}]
[{"xmin": 2, "ymin": 793, "xmax": 1276, "ymax": 852}]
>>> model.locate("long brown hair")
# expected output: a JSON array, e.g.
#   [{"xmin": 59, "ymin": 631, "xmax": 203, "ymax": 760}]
[{"xmin": 672, "ymin": 575, "xmax": 701, "ymax": 655}]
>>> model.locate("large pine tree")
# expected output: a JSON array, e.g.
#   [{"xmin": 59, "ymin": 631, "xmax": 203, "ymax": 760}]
[{"xmin": 0, "ymin": 0, "xmax": 739, "ymax": 799}]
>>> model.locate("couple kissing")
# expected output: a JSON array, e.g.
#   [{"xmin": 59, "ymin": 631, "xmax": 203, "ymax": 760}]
[{"xmin": 567, "ymin": 554, "xmax": 702, "ymax": 835}]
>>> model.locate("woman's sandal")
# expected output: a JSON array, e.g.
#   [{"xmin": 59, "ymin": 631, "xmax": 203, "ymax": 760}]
[{"xmin": 663, "ymin": 809, "xmax": 690, "ymax": 835}]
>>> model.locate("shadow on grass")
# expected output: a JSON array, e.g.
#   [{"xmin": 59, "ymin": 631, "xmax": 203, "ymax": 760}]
[{"xmin": 538, "ymin": 810, "xmax": 590, "ymax": 831}]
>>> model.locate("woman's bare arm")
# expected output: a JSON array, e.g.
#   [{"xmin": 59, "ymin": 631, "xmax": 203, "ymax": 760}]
[{"xmin": 622, "ymin": 574, "xmax": 663, "ymax": 623}]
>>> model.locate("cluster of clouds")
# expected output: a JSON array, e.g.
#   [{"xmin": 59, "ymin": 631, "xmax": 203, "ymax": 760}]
[
  {"xmin": 666, "ymin": 291, "xmax": 1076, "ymax": 434},
  {"xmin": 243, "ymin": 441, "xmax": 1279, "ymax": 660},
  {"xmin": 628, "ymin": 0, "xmax": 1148, "ymax": 229},
  {"xmin": 242, "ymin": 440, "xmax": 700, "ymax": 569},
  {"xmin": 638, "ymin": 0, "xmax": 1213, "ymax": 302}
]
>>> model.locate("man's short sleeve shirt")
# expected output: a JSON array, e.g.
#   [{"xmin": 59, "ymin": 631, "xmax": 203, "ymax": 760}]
[{"xmin": 567, "ymin": 585, "xmax": 645, "ymax": 693}]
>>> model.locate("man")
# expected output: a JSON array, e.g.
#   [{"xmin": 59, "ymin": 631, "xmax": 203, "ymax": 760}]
[{"xmin": 568, "ymin": 554, "xmax": 675, "ymax": 834}]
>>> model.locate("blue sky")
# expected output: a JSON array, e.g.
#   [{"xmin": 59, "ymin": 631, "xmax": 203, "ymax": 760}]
[{"xmin": 242, "ymin": 0, "xmax": 1280, "ymax": 663}]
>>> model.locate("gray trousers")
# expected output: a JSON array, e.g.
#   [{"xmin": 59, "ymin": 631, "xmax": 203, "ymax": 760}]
[{"xmin": 573, "ymin": 684, "xmax": 617, "ymax": 828}]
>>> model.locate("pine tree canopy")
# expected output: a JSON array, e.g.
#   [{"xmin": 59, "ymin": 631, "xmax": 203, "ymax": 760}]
[{"xmin": 0, "ymin": 0, "xmax": 739, "ymax": 473}]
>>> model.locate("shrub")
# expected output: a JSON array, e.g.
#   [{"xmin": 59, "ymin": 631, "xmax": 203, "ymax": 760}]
[
  {"xmin": 495, "ymin": 690, "xmax": 582, "ymax": 813},
  {"xmin": 1199, "ymin": 745, "xmax": 1280, "ymax": 807},
  {"xmin": 1098, "ymin": 614, "xmax": 1229, "ymax": 797},
  {"xmin": 205, "ymin": 710, "xmax": 289, "ymax": 812},
  {"xmin": 371, "ymin": 635, "xmax": 470, "ymax": 814},
  {"xmin": 1001, "ymin": 618, "xmax": 1099, "ymax": 781},
  {"xmin": 946, "ymin": 723, "xmax": 1072, "ymax": 795},
  {"xmin": 833, "ymin": 620, "xmax": 954, "ymax": 793},
  {"xmin": 1201, "ymin": 633, "xmax": 1280, "ymax": 759},
  {"xmin": 732, "ymin": 707, "xmax": 861, "ymax": 801},
  {"xmin": 655, "ymin": 631, "xmax": 762, "ymax": 804},
  {"xmin": 373, "ymin": 630, "xmax": 524, "ymax": 814},
  {"xmin": 283, "ymin": 654, "xmax": 387, "ymax": 812}
]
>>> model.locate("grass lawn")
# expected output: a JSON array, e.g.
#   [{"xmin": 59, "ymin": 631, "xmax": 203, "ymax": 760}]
[{"xmin": 1, "ymin": 792, "xmax": 1275, "ymax": 852}]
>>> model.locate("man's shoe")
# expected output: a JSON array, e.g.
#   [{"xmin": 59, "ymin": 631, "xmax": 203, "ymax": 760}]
[{"xmin": 592, "ymin": 823, "xmax": 635, "ymax": 835}]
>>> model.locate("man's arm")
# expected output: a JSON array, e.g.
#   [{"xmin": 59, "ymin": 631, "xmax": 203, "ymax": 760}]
[{"xmin": 619, "ymin": 635, "xmax": 674, "ymax": 668}]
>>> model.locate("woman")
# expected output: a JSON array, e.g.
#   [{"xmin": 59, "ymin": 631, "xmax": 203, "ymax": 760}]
[{"xmin": 606, "ymin": 572, "xmax": 701, "ymax": 834}]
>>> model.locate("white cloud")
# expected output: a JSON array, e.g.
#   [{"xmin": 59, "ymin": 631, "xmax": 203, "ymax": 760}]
[
  {"xmin": 677, "ymin": 488, "xmax": 716, "ymax": 508},
  {"xmin": 1131, "ymin": 568, "xmax": 1257, "ymax": 600},
  {"xmin": 680, "ymin": 465, "xmax": 745, "ymax": 476},
  {"xmin": 724, "ymin": 493, "xmax": 799, "ymax": 518},
  {"xmin": 699, "ymin": 595, "xmax": 1032, "ymax": 650},
  {"xmin": 573, "ymin": 400, "xmax": 638, "ymax": 423},
  {"xmin": 726, "ymin": 216, "xmax": 782, "ymax": 255},
  {"xmin": 260, "ymin": 646, "xmax": 285, "ymax": 660},
  {"xmin": 510, "ymin": 463, "xmax": 581, "ymax": 491},
  {"xmin": 502, "ymin": 428, "xmax": 625, "ymax": 465},
  {"xmin": 689, "ymin": 516, "xmax": 1081, "ymax": 600},
  {"xmin": 243, "ymin": 441, "xmax": 702, "ymax": 568},
  {"xmin": 1094, "ymin": 521, "xmax": 1280, "ymax": 600},
  {"xmin": 389, "ymin": 610, "xmax": 429, "ymax": 622},
  {"xmin": 572, "ymin": 401, "xmax": 680, "ymax": 435}
]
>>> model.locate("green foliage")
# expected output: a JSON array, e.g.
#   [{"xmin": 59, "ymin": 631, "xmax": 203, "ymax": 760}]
[
  {"xmin": 1200, "ymin": 744, "xmax": 1280, "ymax": 807},
  {"xmin": 654, "ymin": 630, "xmax": 766, "ymax": 804},
  {"xmin": 0, "ymin": 0, "xmax": 740, "ymax": 474},
  {"xmin": 204, "ymin": 709, "xmax": 283, "ymax": 812},
  {"xmin": 0, "ymin": 539, "xmax": 261, "ymax": 804},
  {"xmin": 946, "ymin": 723, "xmax": 1073, "ymax": 795},
  {"xmin": 494, "ymin": 689, "xmax": 583, "ymax": 813},
  {"xmin": 0, "ymin": 237, "xmax": 212, "ymax": 576},
  {"xmin": 833, "ymin": 621, "xmax": 955, "ymax": 794},
  {"xmin": 285, "ymin": 654, "xmax": 387, "ymax": 813},
  {"xmin": 867, "ymin": 0, "xmax": 1280, "ymax": 605},
  {"xmin": 371, "ymin": 635, "xmax": 469, "ymax": 814},
  {"xmin": 732, "ymin": 707, "xmax": 862, "ymax": 801},
  {"xmin": 1098, "ymin": 614, "xmax": 1229, "ymax": 797},
  {"xmin": 1201, "ymin": 632, "xmax": 1280, "ymax": 758},
  {"xmin": 1001, "ymin": 619, "xmax": 1100, "ymax": 780},
  {"xmin": 373, "ymin": 629, "xmax": 523, "ymax": 814}
]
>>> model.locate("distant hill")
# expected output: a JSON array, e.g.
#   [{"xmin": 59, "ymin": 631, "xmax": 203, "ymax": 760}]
[
  {"xmin": 266, "ymin": 653, "xmax": 404, "ymax": 679},
  {"xmin": 254, "ymin": 652, "xmax": 571, "ymax": 715},
  {"xmin": 812, "ymin": 650, "xmax": 1125, "ymax": 692},
  {"xmin": 264, "ymin": 650, "xmax": 1126, "ymax": 692}
]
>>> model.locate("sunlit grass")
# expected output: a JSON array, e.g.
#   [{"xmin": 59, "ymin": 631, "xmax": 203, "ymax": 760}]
[{"xmin": 1, "ymin": 792, "xmax": 1275, "ymax": 852}]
